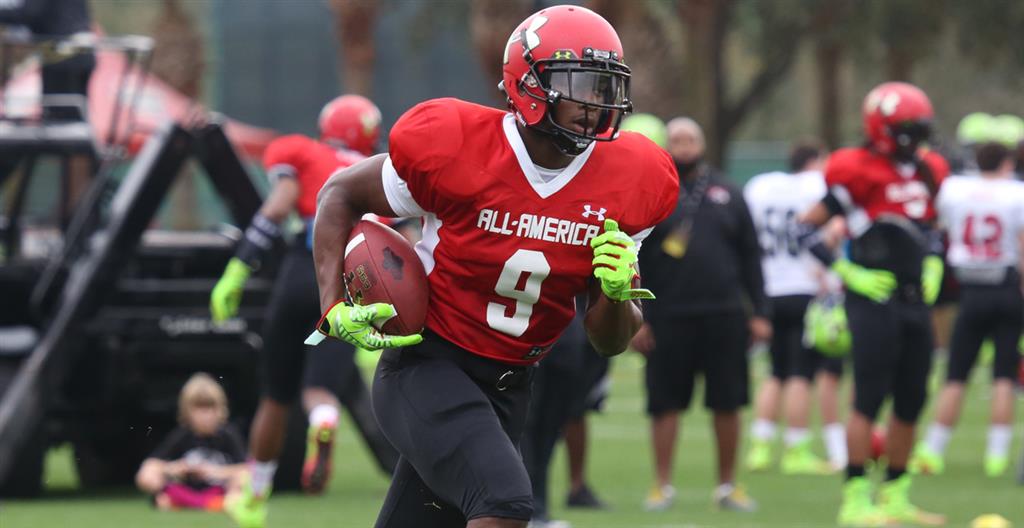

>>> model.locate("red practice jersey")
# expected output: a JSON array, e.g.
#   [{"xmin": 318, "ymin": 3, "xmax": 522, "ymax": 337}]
[
  {"xmin": 824, "ymin": 146, "xmax": 948, "ymax": 235},
  {"xmin": 382, "ymin": 98, "xmax": 678, "ymax": 365},
  {"xmin": 263, "ymin": 134, "xmax": 365, "ymax": 218}
]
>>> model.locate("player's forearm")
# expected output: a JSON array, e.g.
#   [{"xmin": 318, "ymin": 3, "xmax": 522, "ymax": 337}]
[
  {"xmin": 584, "ymin": 296, "xmax": 643, "ymax": 357},
  {"xmin": 313, "ymin": 179, "xmax": 361, "ymax": 312}
]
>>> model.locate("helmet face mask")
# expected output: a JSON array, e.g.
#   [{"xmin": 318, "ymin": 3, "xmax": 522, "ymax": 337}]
[{"xmin": 888, "ymin": 119, "xmax": 932, "ymax": 161}]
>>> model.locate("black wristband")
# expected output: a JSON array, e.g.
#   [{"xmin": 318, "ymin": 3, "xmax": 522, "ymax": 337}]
[
  {"xmin": 795, "ymin": 222, "xmax": 836, "ymax": 266},
  {"xmin": 235, "ymin": 213, "xmax": 281, "ymax": 270}
]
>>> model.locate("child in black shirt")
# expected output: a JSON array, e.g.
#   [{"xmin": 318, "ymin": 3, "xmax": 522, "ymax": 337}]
[{"xmin": 135, "ymin": 372, "xmax": 246, "ymax": 511}]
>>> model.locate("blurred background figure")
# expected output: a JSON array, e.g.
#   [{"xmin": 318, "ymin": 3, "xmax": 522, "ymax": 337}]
[
  {"xmin": 797, "ymin": 82, "xmax": 948, "ymax": 527},
  {"xmin": 743, "ymin": 139, "xmax": 848, "ymax": 475},
  {"xmin": 0, "ymin": 0, "xmax": 95, "ymax": 207},
  {"xmin": 634, "ymin": 117, "xmax": 770, "ymax": 513},
  {"xmin": 914, "ymin": 139, "xmax": 1024, "ymax": 479},
  {"xmin": 0, "ymin": 0, "xmax": 95, "ymax": 120},
  {"xmin": 135, "ymin": 373, "xmax": 246, "ymax": 512},
  {"xmin": 209, "ymin": 94, "xmax": 396, "ymax": 528}
]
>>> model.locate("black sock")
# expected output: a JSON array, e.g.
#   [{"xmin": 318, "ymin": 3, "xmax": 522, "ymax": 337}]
[
  {"xmin": 846, "ymin": 464, "xmax": 866, "ymax": 480},
  {"xmin": 886, "ymin": 466, "xmax": 906, "ymax": 481}
]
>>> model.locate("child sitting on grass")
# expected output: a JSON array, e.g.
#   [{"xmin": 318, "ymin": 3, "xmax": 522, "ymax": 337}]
[{"xmin": 135, "ymin": 372, "xmax": 246, "ymax": 511}]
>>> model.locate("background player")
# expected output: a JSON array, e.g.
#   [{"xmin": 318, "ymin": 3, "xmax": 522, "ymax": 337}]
[
  {"xmin": 913, "ymin": 140, "xmax": 1024, "ymax": 478},
  {"xmin": 798, "ymin": 82, "xmax": 948, "ymax": 527},
  {"xmin": 209, "ymin": 95, "xmax": 392, "ymax": 528},
  {"xmin": 308, "ymin": 6, "xmax": 678, "ymax": 527},
  {"xmin": 744, "ymin": 140, "xmax": 847, "ymax": 475}
]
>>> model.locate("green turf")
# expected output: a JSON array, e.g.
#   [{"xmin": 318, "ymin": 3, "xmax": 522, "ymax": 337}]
[{"xmin": 0, "ymin": 352, "xmax": 1019, "ymax": 527}]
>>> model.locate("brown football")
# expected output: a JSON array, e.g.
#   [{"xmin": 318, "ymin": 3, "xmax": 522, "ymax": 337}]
[{"xmin": 342, "ymin": 219, "xmax": 428, "ymax": 335}]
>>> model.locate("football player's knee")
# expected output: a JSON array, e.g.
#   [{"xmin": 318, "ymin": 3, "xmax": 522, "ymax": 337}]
[
  {"xmin": 892, "ymin": 386, "xmax": 926, "ymax": 423},
  {"xmin": 992, "ymin": 351, "xmax": 1018, "ymax": 381},
  {"xmin": 853, "ymin": 386, "xmax": 886, "ymax": 421}
]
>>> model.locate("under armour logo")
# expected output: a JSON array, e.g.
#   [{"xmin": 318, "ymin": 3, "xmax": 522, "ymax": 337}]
[{"xmin": 582, "ymin": 205, "xmax": 606, "ymax": 221}]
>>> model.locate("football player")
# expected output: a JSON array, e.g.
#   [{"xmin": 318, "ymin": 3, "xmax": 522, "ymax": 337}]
[
  {"xmin": 209, "ymin": 95, "xmax": 394, "ymax": 528},
  {"xmin": 912, "ymin": 141, "xmax": 1024, "ymax": 478},
  {"xmin": 308, "ymin": 6, "xmax": 679, "ymax": 528},
  {"xmin": 743, "ymin": 140, "xmax": 847, "ymax": 475},
  {"xmin": 798, "ymin": 82, "xmax": 949, "ymax": 527}
]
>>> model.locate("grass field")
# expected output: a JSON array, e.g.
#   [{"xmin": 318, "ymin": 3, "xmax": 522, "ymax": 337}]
[{"xmin": 0, "ymin": 352, "xmax": 1020, "ymax": 527}]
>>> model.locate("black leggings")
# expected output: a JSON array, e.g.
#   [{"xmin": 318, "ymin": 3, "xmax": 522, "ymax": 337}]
[
  {"xmin": 261, "ymin": 247, "xmax": 357, "ymax": 403},
  {"xmin": 372, "ymin": 335, "xmax": 534, "ymax": 526},
  {"xmin": 946, "ymin": 284, "xmax": 1023, "ymax": 383},
  {"xmin": 845, "ymin": 293, "xmax": 934, "ymax": 423}
]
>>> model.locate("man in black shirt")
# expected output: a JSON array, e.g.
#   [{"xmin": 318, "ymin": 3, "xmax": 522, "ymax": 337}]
[{"xmin": 634, "ymin": 117, "xmax": 770, "ymax": 513}]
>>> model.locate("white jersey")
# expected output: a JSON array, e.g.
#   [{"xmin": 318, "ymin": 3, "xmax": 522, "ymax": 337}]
[
  {"xmin": 936, "ymin": 175, "xmax": 1024, "ymax": 280},
  {"xmin": 744, "ymin": 170, "xmax": 827, "ymax": 297}
]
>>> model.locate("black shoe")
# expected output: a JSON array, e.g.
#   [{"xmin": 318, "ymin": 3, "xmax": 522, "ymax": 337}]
[{"xmin": 566, "ymin": 484, "xmax": 608, "ymax": 509}]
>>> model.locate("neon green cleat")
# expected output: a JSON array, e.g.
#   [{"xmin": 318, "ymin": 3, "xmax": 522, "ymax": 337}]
[
  {"xmin": 302, "ymin": 421, "xmax": 337, "ymax": 494},
  {"xmin": 780, "ymin": 441, "xmax": 835, "ymax": 475},
  {"xmin": 837, "ymin": 477, "xmax": 890, "ymax": 527},
  {"xmin": 226, "ymin": 474, "xmax": 269, "ymax": 528},
  {"xmin": 983, "ymin": 454, "xmax": 1009, "ymax": 478},
  {"xmin": 909, "ymin": 443, "xmax": 945, "ymax": 475},
  {"xmin": 745, "ymin": 439, "xmax": 773, "ymax": 472},
  {"xmin": 877, "ymin": 475, "xmax": 945, "ymax": 526}
]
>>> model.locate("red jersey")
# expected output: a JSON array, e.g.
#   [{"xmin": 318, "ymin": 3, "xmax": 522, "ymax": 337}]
[
  {"xmin": 382, "ymin": 98, "xmax": 678, "ymax": 365},
  {"xmin": 263, "ymin": 135, "xmax": 365, "ymax": 218},
  {"xmin": 824, "ymin": 147, "xmax": 949, "ymax": 234}
]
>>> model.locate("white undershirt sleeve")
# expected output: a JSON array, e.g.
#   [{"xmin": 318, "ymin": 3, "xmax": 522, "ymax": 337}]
[{"xmin": 381, "ymin": 155, "xmax": 428, "ymax": 218}]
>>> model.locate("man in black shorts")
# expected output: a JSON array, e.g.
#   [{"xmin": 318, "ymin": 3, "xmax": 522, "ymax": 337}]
[
  {"xmin": 743, "ymin": 141, "xmax": 848, "ymax": 474},
  {"xmin": 634, "ymin": 117, "xmax": 770, "ymax": 513},
  {"xmin": 913, "ymin": 141, "xmax": 1024, "ymax": 478}
]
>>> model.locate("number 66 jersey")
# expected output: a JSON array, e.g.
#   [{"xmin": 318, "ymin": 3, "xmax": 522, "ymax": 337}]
[{"xmin": 381, "ymin": 98, "xmax": 678, "ymax": 365}]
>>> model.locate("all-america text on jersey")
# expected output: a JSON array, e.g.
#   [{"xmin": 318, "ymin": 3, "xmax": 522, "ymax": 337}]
[{"xmin": 476, "ymin": 208, "xmax": 603, "ymax": 248}]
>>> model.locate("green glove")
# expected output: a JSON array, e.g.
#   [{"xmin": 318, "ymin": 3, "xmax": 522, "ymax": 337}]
[
  {"xmin": 921, "ymin": 255, "xmax": 944, "ymax": 306},
  {"xmin": 590, "ymin": 219, "xmax": 655, "ymax": 302},
  {"xmin": 305, "ymin": 301, "xmax": 423, "ymax": 351},
  {"xmin": 210, "ymin": 257, "xmax": 252, "ymax": 323},
  {"xmin": 831, "ymin": 258, "xmax": 896, "ymax": 303}
]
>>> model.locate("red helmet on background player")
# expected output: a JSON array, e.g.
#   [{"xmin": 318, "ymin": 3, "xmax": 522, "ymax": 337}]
[
  {"xmin": 501, "ymin": 5, "xmax": 632, "ymax": 155},
  {"xmin": 318, "ymin": 94, "xmax": 382, "ymax": 156},
  {"xmin": 862, "ymin": 82, "xmax": 934, "ymax": 160}
]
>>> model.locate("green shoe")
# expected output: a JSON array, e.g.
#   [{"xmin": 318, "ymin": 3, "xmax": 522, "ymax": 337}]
[
  {"xmin": 780, "ymin": 440, "xmax": 834, "ymax": 475},
  {"xmin": 745, "ymin": 439, "xmax": 773, "ymax": 472},
  {"xmin": 983, "ymin": 454, "xmax": 1009, "ymax": 478},
  {"xmin": 877, "ymin": 475, "xmax": 945, "ymax": 526},
  {"xmin": 226, "ymin": 474, "xmax": 269, "ymax": 528},
  {"xmin": 909, "ymin": 443, "xmax": 945, "ymax": 475},
  {"xmin": 837, "ymin": 477, "xmax": 889, "ymax": 527}
]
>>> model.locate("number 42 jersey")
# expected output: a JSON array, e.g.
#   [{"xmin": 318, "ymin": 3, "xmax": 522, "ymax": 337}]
[{"xmin": 382, "ymin": 98, "xmax": 679, "ymax": 365}]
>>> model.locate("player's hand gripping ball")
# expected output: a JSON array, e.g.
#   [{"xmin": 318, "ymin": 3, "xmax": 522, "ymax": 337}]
[
  {"xmin": 590, "ymin": 219, "xmax": 655, "ymax": 302},
  {"xmin": 306, "ymin": 219, "xmax": 428, "ymax": 351}
]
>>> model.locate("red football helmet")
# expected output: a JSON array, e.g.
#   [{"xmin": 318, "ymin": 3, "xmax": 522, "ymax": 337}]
[
  {"xmin": 862, "ymin": 82, "xmax": 934, "ymax": 159},
  {"xmin": 318, "ymin": 94, "xmax": 381, "ymax": 156},
  {"xmin": 501, "ymin": 5, "xmax": 632, "ymax": 155}
]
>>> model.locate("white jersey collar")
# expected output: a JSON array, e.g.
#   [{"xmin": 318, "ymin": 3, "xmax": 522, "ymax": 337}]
[{"xmin": 502, "ymin": 113, "xmax": 595, "ymax": 199}]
